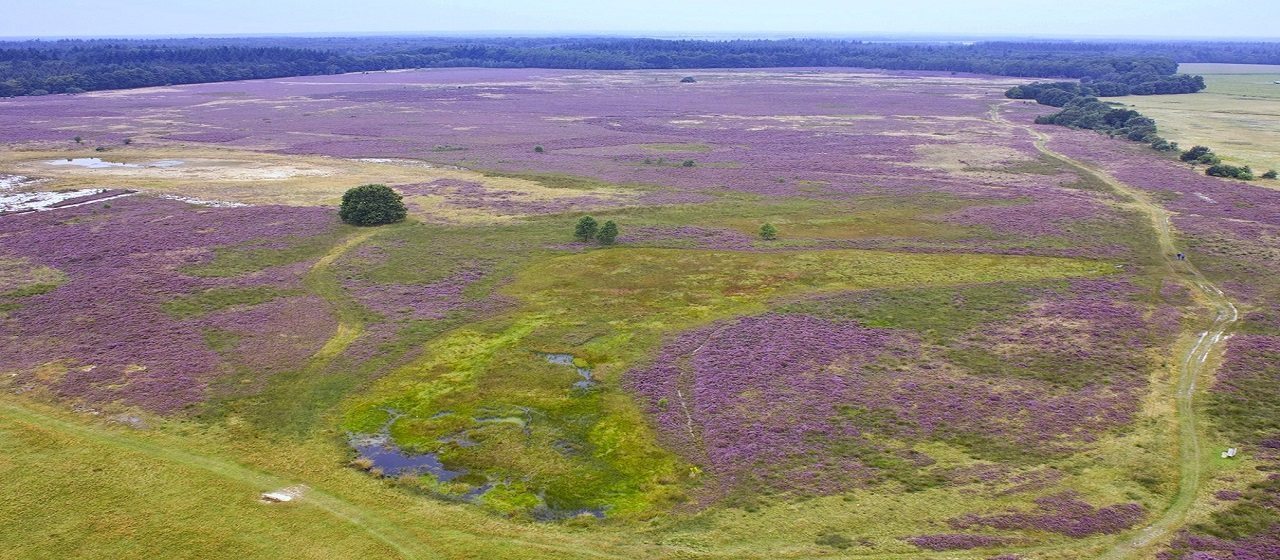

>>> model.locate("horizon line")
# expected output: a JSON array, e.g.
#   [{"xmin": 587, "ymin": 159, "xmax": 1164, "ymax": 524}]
[{"xmin": 3, "ymin": 31, "xmax": 1279, "ymax": 42}]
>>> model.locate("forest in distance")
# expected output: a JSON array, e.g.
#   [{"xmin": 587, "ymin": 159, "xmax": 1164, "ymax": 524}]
[{"xmin": 2, "ymin": 37, "xmax": 1280, "ymax": 97}]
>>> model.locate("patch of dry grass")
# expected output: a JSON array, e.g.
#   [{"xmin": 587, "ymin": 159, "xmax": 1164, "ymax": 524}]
[
  {"xmin": 1121, "ymin": 67, "xmax": 1280, "ymax": 176},
  {"xmin": 0, "ymin": 147, "xmax": 635, "ymax": 220}
]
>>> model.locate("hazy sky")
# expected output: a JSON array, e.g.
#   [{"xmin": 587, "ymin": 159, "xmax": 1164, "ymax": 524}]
[{"xmin": 4, "ymin": 0, "xmax": 1278, "ymax": 39}]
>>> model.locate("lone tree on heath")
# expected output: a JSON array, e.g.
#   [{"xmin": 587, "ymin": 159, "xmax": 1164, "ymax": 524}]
[
  {"xmin": 760, "ymin": 223, "xmax": 778, "ymax": 240},
  {"xmin": 574, "ymin": 216, "xmax": 599, "ymax": 241},
  {"xmin": 1263, "ymin": 170, "xmax": 1278, "ymax": 180},
  {"xmin": 597, "ymin": 221, "xmax": 619, "ymax": 245},
  {"xmin": 339, "ymin": 184, "xmax": 407, "ymax": 226}
]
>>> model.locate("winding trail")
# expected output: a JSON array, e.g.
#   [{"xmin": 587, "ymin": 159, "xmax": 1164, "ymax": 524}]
[
  {"xmin": 307, "ymin": 228, "xmax": 379, "ymax": 363},
  {"xmin": 992, "ymin": 103, "xmax": 1239, "ymax": 559}
]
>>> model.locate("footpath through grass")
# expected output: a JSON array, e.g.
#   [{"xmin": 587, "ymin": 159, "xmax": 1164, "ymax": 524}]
[{"xmin": 992, "ymin": 103, "xmax": 1242, "ymax": 559}]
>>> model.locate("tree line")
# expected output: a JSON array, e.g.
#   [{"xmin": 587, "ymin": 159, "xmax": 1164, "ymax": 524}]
[
  {"xmin": 1015, "ymin": 88, "xmax": 1280, "ymax": 182},
  {"xmin": 2, "ymin": 37, "xmax": 1272, "ymax": 97}
]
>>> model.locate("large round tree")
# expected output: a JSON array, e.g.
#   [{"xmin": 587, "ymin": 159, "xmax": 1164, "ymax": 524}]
[{"xmin": 339, "ymin": 184, "xmax": 407, "ymax": 226}]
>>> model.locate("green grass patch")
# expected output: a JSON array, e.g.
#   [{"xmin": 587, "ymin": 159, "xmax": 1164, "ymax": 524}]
[
  {"xmin": 183, "ymin": 228, "xmax": 354, "ymax": 278},
  {"xmin": 511, "ymin": 248, "xmax": 1111, "ymax": 322},
  {"xmin": 638, "ymin": 142, "xmax": 713, "ymax": 153},
  {"xmin": 343, "ymin": 245, "xmax": 1111, "ymax": 518},
  {"xmin": 0, "ymin": 258, "xmax": 67, "ymax": 315},
  {"xmin": 162, "ymin": 286, "xmax": 296, "ymax": 319},
  {"xmin": 479, "ymin": 170, "xmax": 632, "ymax": 192},
  {"xmin": 782, "ymin": 282, "xmax": 1038, "ymax": 343},
  {"xmin": 201, "ymin": 328, "xmax": 242, "ymax": 354}
]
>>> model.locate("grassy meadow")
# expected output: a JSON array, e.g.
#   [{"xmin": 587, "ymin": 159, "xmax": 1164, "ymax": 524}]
[{"xmin": 1118, "ymin": 64, "xmax": 1280, "ymax": 177}]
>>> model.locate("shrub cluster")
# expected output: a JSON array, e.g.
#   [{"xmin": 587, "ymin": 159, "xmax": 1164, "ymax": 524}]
[
  {"xmin": 1033, "ymin": 96, "xmax": 1173, "ymax": 151},
  {"xmin": 1206, "ymin": 164, "xmax": 1255, "ymax": 180},
  {"xmin": 1180, "ymin": 145, "xmax": 1220, "ymax": 165},
  {"xmin": 1178, "ymin": 146, "xmax": 1260, "ymax": 180}
]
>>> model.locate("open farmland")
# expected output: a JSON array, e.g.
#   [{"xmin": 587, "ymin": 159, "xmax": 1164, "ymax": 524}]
[
  {"xmin": 2, "ymin": 67, "xmax": 1278, "ymax": 559},
  {"xmin": 1118, "ymin": 63, "xmax": 1280, "ymax": 177}
]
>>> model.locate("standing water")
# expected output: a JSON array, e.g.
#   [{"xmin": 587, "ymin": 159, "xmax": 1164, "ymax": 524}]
[{"xmin": 541, "ymin": 352, "xmax": 597, "ymax": 390}]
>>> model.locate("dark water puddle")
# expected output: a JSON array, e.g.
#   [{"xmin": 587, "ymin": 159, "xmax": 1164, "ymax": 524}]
[
  {"xmin": 349, "ymin": 431, "xmax": 467, "ymax": 481},
  {"xmin": 540, "ymin": 352, "xmax": 597, "ymax": 390},
  {"xmin": 349, "ymin": 411, "xmax": 484, "ymax": 495},
  {"xmin": 350, "ymin": 409, "xmax": 609, "ymax": 520}
]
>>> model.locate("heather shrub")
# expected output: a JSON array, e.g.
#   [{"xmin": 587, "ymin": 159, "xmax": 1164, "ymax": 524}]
[
  {"xmin": 596, "ymin": 220, "xmax": 618, "ymax": 245},
  {"xmin": 338, "ymin": 184, "xmax": 407, "ymax": 226},
  {"xmin": 574, "ymin": 215, "xmax": 599, "ymax": 241}
]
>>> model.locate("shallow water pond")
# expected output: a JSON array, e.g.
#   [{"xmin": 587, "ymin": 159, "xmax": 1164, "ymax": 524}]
[
  {"xmin": 540, "ymin": 352, "xmax": 597, "ymax": 390},
  {"xmin": 349, "ymin": 431, "xmax": 466, "ymax": 480}
]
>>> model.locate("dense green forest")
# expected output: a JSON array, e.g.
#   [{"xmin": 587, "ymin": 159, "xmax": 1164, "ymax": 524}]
[{"xmin": 1, "ymin": 37, "xmax": 1275, "ymax": 97}]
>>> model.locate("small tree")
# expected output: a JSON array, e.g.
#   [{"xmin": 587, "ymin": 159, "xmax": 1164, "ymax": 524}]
[
  {"xmin": 596, "ymin": 221, "xmax": 618, "ymax": 245},
  {"xmin": 681, "ymin": 160, "xmax": 696, "ymax": 167},
  {"xmin": 339, "ymin": 184, "xmax": 407, "ymax": 226},
  {"xmin": 680, "ymin": 76, "xmax": 697, "ymax": 83},
  {"xmin": 759, "ymin": 223, "xmax": 778, "ymax": 240},
  {"xmin": 534, "ymin": 145, "xmax": 544, "ymax": 153},
  {"xmin": 1262, "ymin": 170, "xmax": 1278, "ymax": 180},
  {"xmin": 574, "ymin": 216, "xmax": 599, "ymax": 241},
  {"xmin": 73, "ymin": 136, "xmax": 82, "ymax": 144}
]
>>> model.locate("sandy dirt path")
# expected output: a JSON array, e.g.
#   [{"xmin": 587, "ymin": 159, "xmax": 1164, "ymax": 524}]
[{"xmin": 992, "ymin": 102, "xmax": 1239, "ymax": 559}]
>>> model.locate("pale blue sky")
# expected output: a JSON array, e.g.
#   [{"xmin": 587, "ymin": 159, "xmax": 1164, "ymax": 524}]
[{"xmin": 4, "ymin": 0, "xmax": 1278, "ymax": 39}]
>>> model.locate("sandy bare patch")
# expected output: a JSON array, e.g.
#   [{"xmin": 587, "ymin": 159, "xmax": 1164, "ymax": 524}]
[
  {"xmin": 913, "ymin": 142, "xmax": 1034, "ymax": 171},
  {"xmin": 260, "ymin": 485, "xmax": 308, "ymax": 503},
  {"xmin": 1, "ymin": 147, "xmax": 637, "ymax": 214}
]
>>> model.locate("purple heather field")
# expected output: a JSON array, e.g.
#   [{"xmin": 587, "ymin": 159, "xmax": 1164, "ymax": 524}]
[
  {"xmin": 3, "ymin": 67, "xmax": 1280, "ymax": 556},
  {"xmin": 0, "ymin": 68, "xmax": 1033, "ymax": 198},
  {"xmin": 0, "ymin": 197, "xmax": 337, "ymax": 411}
]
